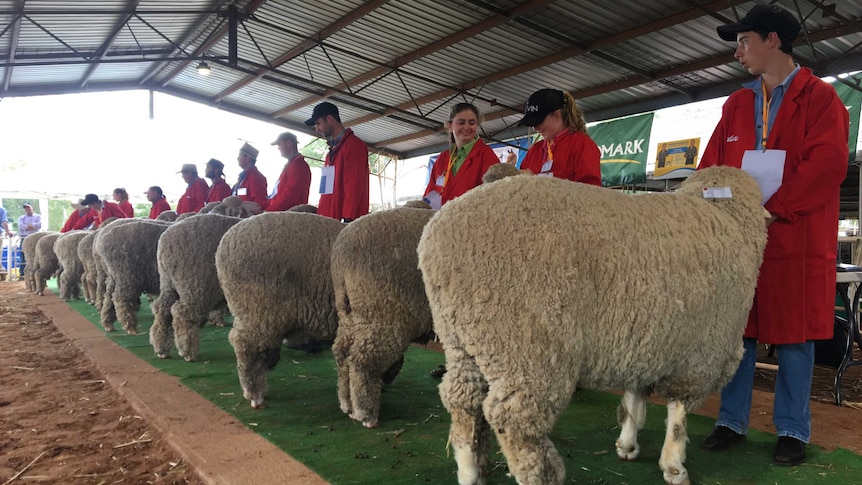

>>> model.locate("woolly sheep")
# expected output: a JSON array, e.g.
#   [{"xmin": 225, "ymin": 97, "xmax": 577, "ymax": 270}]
[
  {"xmin": 156, "ymin": 210, "xmax": 178, "ymax": 222},
  {"xmin": 77, "ymin": 231, "xmax": 98, "ymax": 304},
  {"xmin": 33, "ymin": 232, "xmax": 63, "ymax": 296},
  {"xmin": 89, "ymin": 218, "xmax": 139, "ymax": 311},
  {"xmin": 96, "ymin": 219, "xmax": 171, "ymax": 334},
  {"xmin": 54, "ymin": 231, "xmax": 89, "ymax": 301},
  {"xmin": 208, "ymin": 196, "xmax": 262, "ymax": 218},
  {"xmin": 150, "ymin": 213, "xmax": 244, "ymax": 361},
  {"xmin": 21, "ymin": 232, "xmax": 54, "ymax": 293},
  {"xmin": 216, "ymin": 212, "xmax": 344, "ymax": 409},
  {"xmin": 417, "ymin": 166, "xmax": 768, "ymax": 485},
  {"xmin": 331, "ymin": 207, "xmax": 436, "ymax": 428}
]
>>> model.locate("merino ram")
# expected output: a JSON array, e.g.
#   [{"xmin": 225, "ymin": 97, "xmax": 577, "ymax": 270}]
[
  {"xmin": 417, "ymin": 166, "xmax": 768, "ymax": 485},
  {"xmin": 54, "ymin": 231, "xmax": 89, "ymax": 301},
  {"xmin": 331, "ymin": 206, "xmax": 435, "ymax": 428},
  {"xmin": 216, "ymin": 212, "xmax": 344, "ymax": 409}
]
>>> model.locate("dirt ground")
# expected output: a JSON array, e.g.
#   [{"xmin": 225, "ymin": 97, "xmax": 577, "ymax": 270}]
[{"xmin": 2, "ymin": 280, "xmax": 862, "ymax": 485}]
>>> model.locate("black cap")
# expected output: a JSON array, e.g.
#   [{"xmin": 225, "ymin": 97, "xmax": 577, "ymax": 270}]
[
  {"xmin": 207, "ymin": 158, "xmax": 224, "ymax": 171},
  {"xmin": 81, "ymin": 194, "xmax": 101, "ymax": 206},
  {"xmin": 22, "ymin": 202, "xmax": 32, "ymax": 208},
  {"xmin": 305, "ymin": 102, "xmax": 339, "ymax": 126},
  {"xmin": 517, "ymin": 89, "xmax": 565, "ymax": 127},
  {"xmin": 717, "ymin": 4, "xmax": 801, "ymax": 44}
]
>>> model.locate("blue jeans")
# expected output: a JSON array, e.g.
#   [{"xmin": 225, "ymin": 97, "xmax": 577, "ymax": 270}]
[{"xmin": 716, "ymin": 337, "xmax": 813, "ymax": 442}]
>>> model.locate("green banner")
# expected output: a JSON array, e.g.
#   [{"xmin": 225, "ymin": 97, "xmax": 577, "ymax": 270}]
[
  {"xmin": 834, "ymin": 80, "xmax": 861, "ymax": 162},
  {"xmin": 588, "ymin": 112, "xmax": 653, "ymax": 186}
]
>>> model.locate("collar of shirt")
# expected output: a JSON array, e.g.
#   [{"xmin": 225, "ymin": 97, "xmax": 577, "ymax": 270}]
[
  {"xmin": 327, "ymin": 129, "xmax": 348, "ymax": 149},
  {"xmin": 744, "ymin": 64, "xmax": 801, "ymax": 149},
  {"xmin": 450, "ymin": 137, "xmax": 479, "ymax": 174}
]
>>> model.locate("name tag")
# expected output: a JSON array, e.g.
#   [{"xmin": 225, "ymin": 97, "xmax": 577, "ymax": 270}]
[
  {"xmin": 741, "ymin": 149, "xmax": 786, "ymax": 205},
  {"xmin": 320, "ymin": 166, "xmax": 335, "ymax": 195},
  {"xmin": 541, "ymin": 160, "xmax": 553, "ymax": 173},
  {"xmin": 537, "ymin": 172, "xmax": 553, "ymax": 177},
  {"xmin": 237, "ymin": 188, "xmax": 248, "ymax": 196},
  {"xmin": 435, "ymin": 175, "xmax": 445, "ymax": 187},
  {"xmin": 702, "ymin": 186, "xmax": 733, "ymax": 199}
]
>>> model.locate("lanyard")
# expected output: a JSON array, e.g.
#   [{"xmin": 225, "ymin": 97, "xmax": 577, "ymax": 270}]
[
  {"xmin": 547, "ymin": 140, "xmax": 555, "ymax": 163},
  {"xmin": 761, "ymin": 82, "xmax": 771, "ymax": 152},
  {"xmin": 443, "ymin": 146, "xmax": 457, "ymax": 188}
]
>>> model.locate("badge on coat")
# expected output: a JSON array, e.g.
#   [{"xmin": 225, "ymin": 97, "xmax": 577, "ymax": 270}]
[{"xmin": 320, "ymin": 166, "xmax": 335, "ymax": 195}]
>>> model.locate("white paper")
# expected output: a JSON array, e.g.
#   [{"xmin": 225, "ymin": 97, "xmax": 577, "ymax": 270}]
[
  {"xmin": 741, "ymin": 149, "xmax": 786, "ymax": 205},
  {"xmin": 702, "ymin": 186, "xmax": 733, "ymax": 199},
  {"xmin": 540, "ymin": 160, "xmax": 553, "ymax": 173},
  {"xmin": 237, "ymin": 187, "xmax": 248, "ymax": 196},
  {"xmin": 319, "ymin": 166, "xmax": 335, "ymax": 195},
  {"xmin": 423, "ymin": 191, "xmax": 442, "ymax": 210}
]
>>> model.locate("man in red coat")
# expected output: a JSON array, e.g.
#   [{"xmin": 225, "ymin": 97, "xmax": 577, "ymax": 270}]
[
  {"xmin": 306, "ymin": 102, "xmax": 369, "ymax": 222},
  {"xmin": 698, "ymin": 5, "xmax": 849, "ymax": 466},
  {"xmin": 205, "ymin": 159, "xmax": 231, "ymax": 204},
  {"xmin": 265, "ymin": 132, "xmax": 311, "ymax": 212},
  {"xmin": 146, "ymin": 186, "xmax": 172, "ymax": 219},
  {"xmin": 176, "ymin": 163, "xmax": 209, "ymax": 214},
  {"xmin": 231, "ymin": 142, "xmax": 268, "ymax": 207}
]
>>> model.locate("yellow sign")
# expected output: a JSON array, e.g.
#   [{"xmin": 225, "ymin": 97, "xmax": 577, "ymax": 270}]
[{"xmin": 654, "ymin": 138, "xmax": 700, "ymax": 179}]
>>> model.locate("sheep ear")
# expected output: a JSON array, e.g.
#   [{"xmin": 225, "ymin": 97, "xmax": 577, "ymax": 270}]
[
  {"xmin": 763, "ymin": 208, "xmax": 772, "ymax": 219},
  {"xmin": 242, "ymin": 201, "xmax": 262, "ymax": 215}
]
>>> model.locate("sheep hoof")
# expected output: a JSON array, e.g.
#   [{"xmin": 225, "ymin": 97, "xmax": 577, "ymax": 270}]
[
  {"xmin": 339, "ymin": 402, "xmax": 352, "ymax": 415},
  {"xmin": 362, "ymin": 420, "xmax": 379, "ymax": 429},
  {"xmin": 104, "ymin": 326, "xmax": 116, "ymax": 333},
  {"xmin": 156, "ymin": 352, "xmax": 170, "ymax": 359},
  {"xmin": 125, "ymin": 328, "xmax": 138, "ymax": 335},
  {"xmin": 615, "ymin": 441, "xmax": 639, "ymax": 461},
  {"xmin": 662, "ymin": 467, "xmax": 689, "ymax": 485},
  {"xmin": 183, "ymin": 355, "xmax": 197, "ymax": 363},
  {"xmin": 250, "ymin": 400, "xmax": 266, "ymax": 409}
]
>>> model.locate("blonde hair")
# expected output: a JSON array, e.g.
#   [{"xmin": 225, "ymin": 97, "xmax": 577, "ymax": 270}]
[{"xmin": 560, "ymin": 91, "xmax": 586, "ymax": 133}]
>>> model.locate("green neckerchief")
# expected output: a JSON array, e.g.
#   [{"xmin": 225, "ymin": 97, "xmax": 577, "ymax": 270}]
[{"xmin": 449, "ymin": 137, "xmax": 478, "ymax": 177}]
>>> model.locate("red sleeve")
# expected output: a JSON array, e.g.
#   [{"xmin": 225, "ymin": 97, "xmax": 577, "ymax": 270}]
[
  {"xmin": 72, "ymin": 210, "xmax": 97, "ymax": 230},
  {"xmin": 266, "ymin": 158, "xmax": 312, "ymax": 212},
  {"xmin": 191, "ymin": 178, "xmax": 209, "ymax": 212},
  {"xmin": 571, "ymin": 134, "xmax": 602, "ymax": 186},
  {"xmin": 520, "ymin": 141, "xmax": 545, "ymax": 175},
  {"xmin": 207, "ymin": 180, "xmax": 231, "ymax": 203},
  {"xmin": 61, "ymin": 212, "xmax": 80, "ymax": 233},
  {"xmin": 119, "ymin": 200, "xmax": 134, "ymax": 218},
  {"xmin": 244, "ymin": 170, "xmax": 268, "ymax": 206},
  {"xmin": 423, "ymin": 151, "xmax": 449, "ymax": 198},
  {"xmin": 339, "ymin": 137, "xmax": 370, "ymax": 220}
]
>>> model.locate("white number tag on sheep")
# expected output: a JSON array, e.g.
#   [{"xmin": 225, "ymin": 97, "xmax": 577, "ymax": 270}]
[{"xmin": 417, "ymin": 166, "xmax": 768, "ymax": 485}]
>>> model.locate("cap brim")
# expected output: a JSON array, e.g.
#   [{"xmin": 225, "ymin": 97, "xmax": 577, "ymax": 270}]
[
  {"xmin": 304, "ymin": 117, "xmax": 316, "ymax": 126},
  {"xmin": 271, "ymin": 140, "xmax": 279, "ymax": 145},
  {"xmin": 517, "ymin": 112, "xmax": 548, "ymax": 128},
  {"xmin": 717, "ymin": 22, "xmax": 750, "ymax": 41}
]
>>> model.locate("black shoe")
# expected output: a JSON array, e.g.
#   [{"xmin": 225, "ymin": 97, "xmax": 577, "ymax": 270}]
[
  {"xmin": 701, "ymin": 426, "xmax": 746, "ymax": 451},
  {"xmin": 773, "ymin": 436, "xmax": 806, "ymax": 466},
  {"xmin": 430, "ymin": 365, "xmax": 447, "ymax": 379}
]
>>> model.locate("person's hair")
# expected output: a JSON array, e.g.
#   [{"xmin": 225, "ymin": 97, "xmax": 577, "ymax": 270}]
[
  {"xmin": 447, "ymin": 103, "xmax": 480, "ymax": 144},
  {"xmin": 113, "ymin": 188, "xmax": 128, "ymax": 202},
  {"xmin": 754, "ymin": 30, "xmax": 793, "ymax": 54},
  {"xmin": 560, "ymin": 91, "xmax": 587, "ymax": 133}
]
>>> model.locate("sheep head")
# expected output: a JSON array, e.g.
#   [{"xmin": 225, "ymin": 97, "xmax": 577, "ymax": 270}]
[{"xmin": 482, "ymin": 163, "xmax": 531, "ymax": 184}]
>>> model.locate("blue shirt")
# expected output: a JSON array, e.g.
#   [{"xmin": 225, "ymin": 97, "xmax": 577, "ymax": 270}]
[
  {"xmin": 744, "ymin": 65, "xmax": 801, "ymax": 150},
  {"xmin": 0, "ymin": 207, "xmax": 7, "ymax": 224}
]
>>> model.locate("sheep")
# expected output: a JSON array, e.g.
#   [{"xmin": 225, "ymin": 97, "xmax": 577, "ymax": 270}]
[
  {"xmin": 77, "ymin": 231, "xmax": 98, "ymax": 304},
  {"xmin": 150, "ymin": 213, "xmax": 245, "ymax": 361},
  {"xmin": 33, "ymin": 232, "xmax": 63, "ymax": 296},
  {"xmin": 417, "ymin": 166, "xmax": 768, "ymax": 485},
  {"xmin": 156, "ymin": 210, "xmax": 178, "ymax": 222},
  {"xmin": 208, "ymin": 196, "xmax": 261, "ymax": 217},
  {"xmin": 96, "ymin": 219, "xmax": 171, "ymax": 334},
  {"xmin": 21, "ymin": 232, "xmax": 54, "ymax": 293},
  {"xmin": 89, "ymin": 218, "xmax": 138, "ymax": 311},
  {"xmin": 54, "ymin": 231, "xmax": 89, "ymax": 301},
  {"xmin": 330, "ymin": 206, "xmax": 436, "ymax": 428},
  {"xmin": 216, "ymin": 212, "xmax": 345, "ymax": 409}
]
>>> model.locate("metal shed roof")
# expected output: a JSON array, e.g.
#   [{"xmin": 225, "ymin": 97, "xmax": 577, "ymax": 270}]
[{"xmin": 1, "ymin": 0, "xmax": 861, "ymax": 159}]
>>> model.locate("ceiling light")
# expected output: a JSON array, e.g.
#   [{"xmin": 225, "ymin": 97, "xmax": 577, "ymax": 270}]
[{"xmin": 197, "ymin": 61, "xmax": 211, "ymax": 76}]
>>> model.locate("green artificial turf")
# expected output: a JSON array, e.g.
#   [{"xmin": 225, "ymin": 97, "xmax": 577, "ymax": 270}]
[{"xmin": 52, "ymin": 281, "xmax": 862, "ymax": 484}]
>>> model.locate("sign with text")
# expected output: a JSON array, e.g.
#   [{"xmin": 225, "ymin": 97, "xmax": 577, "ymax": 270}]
[
  {"xmin": 653, "ymin": 137, "xmax": 700, "ymax": 180},
  {"xmin": 588, "ymin": 112, "xmax": 653, "ymax": 186}
]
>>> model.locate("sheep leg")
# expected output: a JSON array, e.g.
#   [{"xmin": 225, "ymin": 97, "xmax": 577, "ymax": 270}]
[
  {"xmin": 80, "ymin": 271, "xmax": 91, "ymax": 303},
  {"xmin": 229, "ymin": 323, "xmax": 281, "ymax": 409},
  {"xmin": 173, "ymin": 301, "xmax": 204, "ymax": 362},
  {"xmin": 615, "ymin": 389, "xmax": 647, "ymax": 461},
  {"xmin": 35, "ymin": 269, "xmax": 48, "ymax": 296},
  {"xmin": 150, "ymin": 290, "xmax": 177, "ymax": 359},
  {"xmin": 99, "ymin": 276, "xmax": 117, "ymax": 332},
  {"xmin": 439, "ymin": 349, "xmax": 491, "ymax": 485},
  {"xmin": 333, "ymin": 334, "xmax": 353, "ymax": 417},
  {"xmin": 485, "ymin": 379, "xmax": 567, "ymax": 485},
  {"xmin": 347, "ymin": 363, "xmax": 382, "ymax": 428},
  {"xmin": 207, "ymin": 304, "xmax": 228, "ymax": 327},
  {"xmin": 58, "ymin": 272, "xmax": 69, "ymax": 300},
  {"xmin": 114, "ymin": 293, "xmax": 141, "ymax": 335},
  {"xmin": 659, "ymin": 400, "xmax": 690, "ymax": 485}
]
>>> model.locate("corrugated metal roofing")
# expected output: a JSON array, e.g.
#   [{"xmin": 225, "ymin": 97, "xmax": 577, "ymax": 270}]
[{"xmin": 1, "ymin": 0, "xmax": 860, "ymax": 159}]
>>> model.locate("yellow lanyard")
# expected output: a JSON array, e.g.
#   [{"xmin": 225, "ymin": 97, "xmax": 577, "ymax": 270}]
[
  {"xmin": 761, "ymin": 82, "xmax": 771, "ymax": 152},
  {"xmin": 443, "ymin": 146, "xmax": 456, "ymax": 188},
  {"xmin": 547, "ymin": 140, "xmax": 555, "ymax": 163}
]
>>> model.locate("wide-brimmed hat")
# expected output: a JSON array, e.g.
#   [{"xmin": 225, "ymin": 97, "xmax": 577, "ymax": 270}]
[
  {"xmin": 206, "ymin": 158, "xmax": 224, "ymax": 171},
  {"xmin": 239, "ymin": 142, "xmax": 259, "ymax": 159},
  {"xmin": 177, "ymin": 163, "xmax": 198, "ymax": 174},
  {"xmin": 81, "ymin": 193, "xmax": 101, "ymax": 206}
]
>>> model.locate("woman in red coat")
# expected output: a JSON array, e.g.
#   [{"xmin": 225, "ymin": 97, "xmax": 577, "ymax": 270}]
[
  {"xmin": 699, "ymin": 5, "xmax": 849, "ymax": 466},
  {"xmin": 516, "ymin": 88, "xmax": 601, "ymax": 186},
  {"xmin": 112, "ymin": 188, "xmax": 134, "ymax": 218},
  {"xmin": 423, "ymin": 103, "xmax": 499, "ymax": 209}
]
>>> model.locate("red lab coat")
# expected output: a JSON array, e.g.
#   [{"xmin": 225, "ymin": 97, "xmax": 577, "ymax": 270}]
[
  {"xmin": 698, "ymin": 68, "xmax": 849, "ymax": 344},
  {"xmin": 177, "ymin": 177, "xmax": 209, "ymax": 214},
  {"xmin": 149, "ymin": 197, "xmax": 172, "ymax": 219},
  {"xmin": 234, "ymin": 166, "xmax": 268, "ymax": 207},
  {"xmin": 423, "ymin": 138, "xmax": 500, "ymax": 206},
  {"xmin": 265, "ymin": 154, "xmax": 312, "ymax": 212},
  {"xmin": 520, "ymin": 129, "xmax": 602, "ymax": 186},
  {"xmin": 318, "ymin": 129, "xmax": 369, "ymax": 221}
]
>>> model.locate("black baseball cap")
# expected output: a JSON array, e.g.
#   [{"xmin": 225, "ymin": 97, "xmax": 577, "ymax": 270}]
[
  {"xmin": 304, "ymin": 102, "xmax": 339, "ymax": 126},
  {"xmin": 517, "ymin": 89, "xmax": 565, "ymax": 127},
  {"xmin": 81, "ymin": 194, "xmax": 101, "ymax": 206},
  {"xmin": 717, "ymin": 4, "xmax": 801, "ymax": 44}
]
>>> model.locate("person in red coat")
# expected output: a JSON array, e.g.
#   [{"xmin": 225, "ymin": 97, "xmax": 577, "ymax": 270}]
[
  {"xmin": 698, "ymin": 5, "xmax": 849, "ymax": 466},
  {"xmin": 205, "ymin": 158, "xmax": 231, "ymax": 204},
  {"xmin": 146, "ymin": 186, "xmax": 172, "ymax": 219},
  {"xmin": 60, "ymin": 200, "xmax": 97, "ymax": 232},
  {"xmin": 265, "ymin": 132, "xmax": 311, "ymax": 212},
  {"xmin": 176, "ymin": 163, "xmax": 209, "ymax": 214},
  {"xmin": 516, "ymin": 88, "xmax": 601, "ymax": 186},
  {"xmin": 80, "ymin": 194, "xmax": 129, "ymax": 229},
  {"xmin": 422, "ymin": 103, "xmax": 499, "ymax": 209},
  {"xmin": 306, "ymin": 102, "xmax": 369, "ymax": 222},
  {"xmin": 112, "ymin": 188, "xmax": 134, "ymax": 218},
  {"xmin": 231, "ymin": 143, "xmax": 268, "ymax": 207}
]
